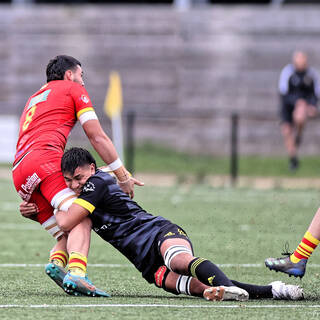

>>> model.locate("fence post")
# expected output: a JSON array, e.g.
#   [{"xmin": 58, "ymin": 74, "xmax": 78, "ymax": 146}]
[
  {"xmin": 126, "ymin": 111, "xmax": 136, "ymax": 174},
  {"xmin": 230, "ymin": 113, "xmax": 239, "ymax": 186}
]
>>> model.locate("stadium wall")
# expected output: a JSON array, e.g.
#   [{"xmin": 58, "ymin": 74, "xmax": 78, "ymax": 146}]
[{"xmin": 1, "ymin": 4, "xmax": 320, "ymax": 155}]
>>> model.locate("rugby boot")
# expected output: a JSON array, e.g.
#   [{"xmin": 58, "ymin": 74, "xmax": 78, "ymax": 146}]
[
  {"xmin": 265, "ymin": 256, "xmax": 307, "ymax": 278},
  {"xmin": 270, "ymin": 281, "xmax": 304, "ymax": 300},
  {"xmin": 45, "ymin": 263, "xmax": 83, "ymax": 296},
  {"xmin": 63, "ymin": 272, "xmax": 110, "ymax": 297},
  {"xmin": 203, "ymin": 286, "xmax": 249, "ymax": 302}
]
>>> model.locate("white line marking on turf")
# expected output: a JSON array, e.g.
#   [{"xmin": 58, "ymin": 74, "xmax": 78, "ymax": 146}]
[
  {"xmin": 0, "ymin": 263, "xmax": 320, "ymax": 268},
  {"xmin": 1, "ymin": 304, "xmax": 320, "ymax": 309},
  {"xmin": 2, "ymin": 263, "xmax": 320, "ymax": 268}
]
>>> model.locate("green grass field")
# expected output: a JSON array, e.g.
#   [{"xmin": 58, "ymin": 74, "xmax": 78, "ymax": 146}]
[
  {"xmin": 2, "ymin": 176, "xmax": 320, "ymax": 319},
  {"xmin": 91, "ymin": 144, "xmax": 320, "ymax": 178}
]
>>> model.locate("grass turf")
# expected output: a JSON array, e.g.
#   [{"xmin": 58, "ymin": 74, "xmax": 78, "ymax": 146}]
[
  {"xmin": 1, "ymin": 177, "xmax": 320, "ymax": 319},
  {"xmin": 89, "ymin": 143, "xmax": 320, "ymax": 178}
]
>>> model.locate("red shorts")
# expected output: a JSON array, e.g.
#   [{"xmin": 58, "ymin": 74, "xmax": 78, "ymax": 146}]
[{"xmin": 12, "ymin": 150, "xmax": 67, "ymax": 225}]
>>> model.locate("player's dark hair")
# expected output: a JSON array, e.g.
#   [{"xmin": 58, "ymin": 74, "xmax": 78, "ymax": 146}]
[
  {"xmin": 46, "ymin": 55, "xmax": 81, "ymax": 82},
  {"xmin": 61, "ymin": 147, "xmax": 97, "ymax": 175}
]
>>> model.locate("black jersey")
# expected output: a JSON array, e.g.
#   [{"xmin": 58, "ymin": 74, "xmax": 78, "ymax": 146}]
[
  {"xmin": 73, "ymin": 170, "xmax": 172, "ymax": 279},
  {"xmin": 278, "ymin": 64, "xmax": 320, "ymax": 106}
]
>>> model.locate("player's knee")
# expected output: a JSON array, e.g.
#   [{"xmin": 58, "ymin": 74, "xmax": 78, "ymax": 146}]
[
  {"xmin": 163, "ymin": 245, "xmax": 193, "ymax": 274},
  {"xmin": 55, "ymin": 214, "xmax": 70, "ymax": 232}
]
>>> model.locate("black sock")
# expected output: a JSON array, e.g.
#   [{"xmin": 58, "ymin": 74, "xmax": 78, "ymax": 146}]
[
  {"xmin": 231, "ymin": 280, "xmax": 273, "ymax": 299},
  {"xmin": 188, "ymin": 258, "xmax": 233, "ymax": 287}
]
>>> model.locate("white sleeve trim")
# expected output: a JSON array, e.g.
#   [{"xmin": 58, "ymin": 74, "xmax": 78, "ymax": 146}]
[{"xmin": 79, "ymin": 110, "xmax": 98, "ymax": 125}]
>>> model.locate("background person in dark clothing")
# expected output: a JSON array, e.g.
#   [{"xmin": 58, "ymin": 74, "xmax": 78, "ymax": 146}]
[{"xmin": 278, "ymin": 51, "xmax": 320, "ymax": 170}]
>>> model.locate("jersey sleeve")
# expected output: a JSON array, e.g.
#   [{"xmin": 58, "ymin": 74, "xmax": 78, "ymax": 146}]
[
  {"xmin": 73, "ymin": 176, "xmax": 106, "ymax": 214},
  {"xmin": 70, "ymin": 83, "xmax": 98, "ymax": 125}
]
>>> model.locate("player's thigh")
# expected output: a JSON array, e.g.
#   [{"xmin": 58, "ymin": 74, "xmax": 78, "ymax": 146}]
[
  {"xmin": 29, "ymin": 190, "xmax": 54, "ymax": 224},
  {"xmin": 293, "ymin": 99, "xmax": 308, "ymax": 121},
  {"xmin": 158, "ymin": 224, "xmax": 195, "ymax": 272},
  {"xmin": 39, "ymin": 170, "xmax": 74, "ymax": 208},
  {"xmin": 29, "ymin": 190, "xmax": 64, "ymax": 239},
  {"xmin": 158, "ymin": 224, "xmax": 194, "ymax": 257}
]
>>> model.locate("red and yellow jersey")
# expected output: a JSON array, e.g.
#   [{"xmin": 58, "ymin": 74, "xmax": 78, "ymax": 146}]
[{"xmin": 14, "ymin": 80, "xmax": 96, "ymax": 164}]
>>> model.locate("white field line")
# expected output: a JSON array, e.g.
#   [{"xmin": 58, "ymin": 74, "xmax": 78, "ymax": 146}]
[
  {"xmin": 1, "ymin": 304, "xmax": 320, "ymax": 309},
  {"xmin": 1, "ymin": 263, "xmax": 320, "ymax": 268}
]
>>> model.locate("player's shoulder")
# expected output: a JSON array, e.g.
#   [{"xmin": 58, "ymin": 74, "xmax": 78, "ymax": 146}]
[
  {"xmin": 88, "ymin": 170, "xmax": 117, "ymax": 187},
  {"xmin": 281, "ymin": 63, "xmax": 294, "ymax": 75},
  {"xmin": 307, "ymin": 67, "xmax": 320, "ymax": 79}
]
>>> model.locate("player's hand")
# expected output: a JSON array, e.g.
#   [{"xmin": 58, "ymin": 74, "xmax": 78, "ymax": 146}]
[
  {"xmin": 118, "ymin": 177, "xmax": 144, "ymax": 199},
  {"xmin": 19, "ymin": 201, "xmax": 38, "ymax": 219}
]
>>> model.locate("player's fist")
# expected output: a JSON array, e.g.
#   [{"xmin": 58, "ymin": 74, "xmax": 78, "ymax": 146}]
[{"xmin": 19, "ymin": 201, "xmax": 38, "ymax": 220}]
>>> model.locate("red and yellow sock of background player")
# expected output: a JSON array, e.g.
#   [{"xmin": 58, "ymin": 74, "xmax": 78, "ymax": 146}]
[{"xmin": 290, "ymin": 231, "xmax": 320, "ymax": 263}]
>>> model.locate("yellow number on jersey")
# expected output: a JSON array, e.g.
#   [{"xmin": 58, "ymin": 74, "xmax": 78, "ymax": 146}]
[{"xmin": 22, "ymin": 105, "xmax": 37, "ymax": 131}]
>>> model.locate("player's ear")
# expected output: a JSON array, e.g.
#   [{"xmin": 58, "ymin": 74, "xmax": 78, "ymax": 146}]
[
  {"xmin": 64, "ymin": 69, "xmax": 73, "ymax": 81},
  {"xmin": 90, "ymin": 163, "xmax": 95, "ymax": 174}
]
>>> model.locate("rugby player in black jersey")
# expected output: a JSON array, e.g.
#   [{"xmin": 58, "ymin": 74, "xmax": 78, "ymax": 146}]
[
  {"xmin": 20, "ymin": 147, "xmax": 304, "ymax": 301},
  {"xmin": 278, "ymin": 51, "xmax": 320, "ymax": 170}
]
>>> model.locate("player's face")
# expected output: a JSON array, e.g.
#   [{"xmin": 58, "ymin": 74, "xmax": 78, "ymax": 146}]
[
  {"xmin": 71, "ymin": 65, "xmax": 85, "ymax": 86},
  {"xmin": 63, "ymin": 164, "xmax": 95, "ymax": 195},
  {"xmin": 293, "ymin": 52, "xmax": 308, "ymax": 72}
]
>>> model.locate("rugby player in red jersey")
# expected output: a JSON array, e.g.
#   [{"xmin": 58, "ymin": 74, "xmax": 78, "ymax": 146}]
[{"xmin": 13, "ymin": 55, "xmax": 143, "ymax": 296}]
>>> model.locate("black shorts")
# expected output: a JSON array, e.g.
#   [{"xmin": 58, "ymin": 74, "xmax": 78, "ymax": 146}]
[
  {"xmin": 280, "ymin": 95, "xmax": 317, "ymax": 124},
  {"xmin": 280, "ymin": 101, "xmax": 295, "ymax": 124},
  {"xmin": 141, "ymin": 223, "xmax": 193, "ymax": 284}
]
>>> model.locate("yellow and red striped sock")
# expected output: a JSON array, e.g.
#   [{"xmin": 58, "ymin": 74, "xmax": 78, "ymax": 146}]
[
  {"xmin": 50, "ymin": 250, "xmax": 68, "ymax": 268},
  {"xmin": 67, "ymin": 252, "xmax": 87, "ymax": 277},
  {"xmin": 290, "ymin": 231, "xmax": 320, "ymax": 263}
]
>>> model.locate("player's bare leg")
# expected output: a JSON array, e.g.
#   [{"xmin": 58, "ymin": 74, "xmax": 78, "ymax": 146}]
[
  {"xmin": 281, "ymin": 122, "xmax": 298, "ymax": 170},
  {"xmin": 159, "ymin": 238, "xmax": 248, "ymax": 301},
  {"xmin": 293, "ymin": 99, "xmax": 308, "ymax": 147},
  {"xmin": 62, "ymin": 218, "xmax": 110, "ymax": 297},
  {"xmin": 45, "ymin": 234, "xmax": 70, "ymax": 292},
  {"xmin": 160, "ymin": 238, "xmax": 303, "ymax": 301},
  {"xmin": 158, "ymin": 269, "xmax": 247, "ymax": 301},
  {"xmin": 266, "ymin": 207, "xmax": 320, "ymax": 279}
]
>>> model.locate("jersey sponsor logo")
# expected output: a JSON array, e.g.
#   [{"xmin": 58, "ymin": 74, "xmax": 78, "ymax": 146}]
[
  {"xmin": 81, "ymin": 94, "xmax": 90, "ymax": 104},
  {"xmin": 83, "ymin": 181, "xmax": 95, "ymax": 192},
  {"xmin": 18, "ymin": 172, "xmax": 41, "ymax": 201}
]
